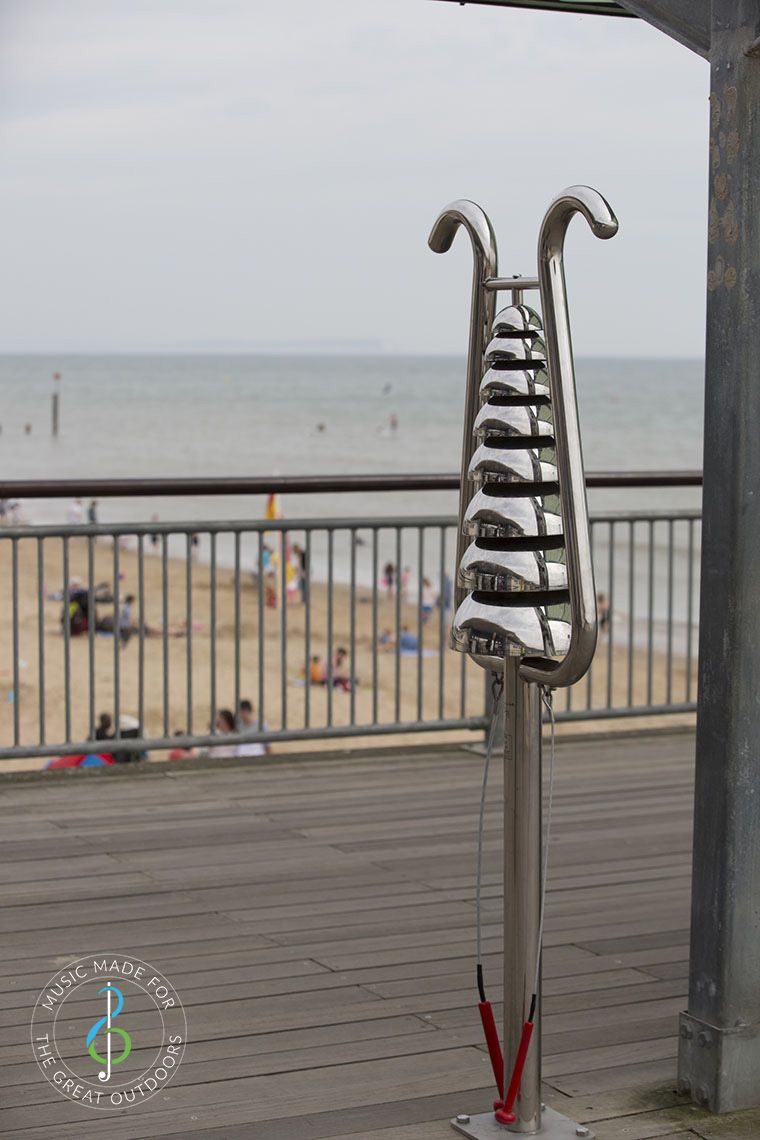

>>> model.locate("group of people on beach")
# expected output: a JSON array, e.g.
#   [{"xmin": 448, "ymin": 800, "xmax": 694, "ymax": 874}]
[
  {"xmin": 84, "ymin": 699, "xmax": 270, "ymax": 764},
  {"xmin": 59, "ymin": 582, "xmax": 189, "ymax": 643},
  {"xmin": 306, "ymin": 647, "xmax": 356, "ymax": 692},
  {"xmin": 169, "ymin": 700, "xmax": 270, "ymax": 760},
  {"xmin": 67, "ymin": 499, "xmax": 99, "ymax": 526},
  {"xmin": 382, "ymin": 563, "xmax": 453, "ymax": 619}
]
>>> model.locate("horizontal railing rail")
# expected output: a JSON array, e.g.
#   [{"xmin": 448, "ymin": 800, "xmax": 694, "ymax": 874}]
[
  {"xmin": 0, "ymin": 470, "xmax": 703, "ymax": 499},
  {"xmin": 0, "ymin": 488, "xmax": 701, "ymax": 765}
]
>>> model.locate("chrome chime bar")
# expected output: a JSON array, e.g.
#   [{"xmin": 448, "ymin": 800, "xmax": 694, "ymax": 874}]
[{"xmin": 430, "ymin": 186, "xmax": 618, "ymax": 1139}]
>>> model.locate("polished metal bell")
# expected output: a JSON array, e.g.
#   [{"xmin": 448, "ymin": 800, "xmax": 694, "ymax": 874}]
[
  {"xmin": 468, "ymin": 443, "xmax": 557, "ymax": 486},
  {"xmin": 459, "ymin": 543, "xmax": 568, "ymax": 592},
  {"xmin": 463, "ymin": 491, "xmax": 563, "ymax": 538},
  {"xmin": 452, "ymin": 593, "xmax": 571, "ymax": 668},
  {"xmin": 492, "ymin": 304, "xmax": 543, "ymax": 336},
  {"xmin": 473, "ymin": 402, "xmax": 553, "ymax": 440}
]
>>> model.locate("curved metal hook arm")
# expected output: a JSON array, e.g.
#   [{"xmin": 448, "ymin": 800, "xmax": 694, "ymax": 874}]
[
  {"xmin": 428, "ymin": 201, "xmax": 498, "ymax": 609},
  {"xmin": 520, "ymin": 186, "xmax": 618, "ymax": 688}
]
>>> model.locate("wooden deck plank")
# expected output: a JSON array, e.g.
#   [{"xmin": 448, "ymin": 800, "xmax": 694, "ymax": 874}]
[{"xmin": 0, "ymin": 728, "xmax": 715, "ymax": 1139}]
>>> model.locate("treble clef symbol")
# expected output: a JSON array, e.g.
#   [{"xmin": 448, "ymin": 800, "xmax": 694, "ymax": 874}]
[{"xmin": 86, "ymin": 983, "xmax": 132, "ymax": 1082}]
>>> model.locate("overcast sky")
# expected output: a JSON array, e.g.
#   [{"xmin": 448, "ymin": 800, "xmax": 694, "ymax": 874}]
[{"xmin": 0, "ymin": 1, "xmax": 708, "ymax": 357}]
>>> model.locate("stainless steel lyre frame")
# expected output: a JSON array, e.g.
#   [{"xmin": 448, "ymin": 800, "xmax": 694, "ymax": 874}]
[
  {"xmin": 428, "ymin": 203, "xmax": 498, "ymax": 615},
  {"xmin": 430, "ymin": 187, "xmax": 618, "ymax": 1138}
]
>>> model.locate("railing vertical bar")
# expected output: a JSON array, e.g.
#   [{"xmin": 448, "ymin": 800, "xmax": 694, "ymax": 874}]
[
  {"xmin": 371, "ymin": 528, "xmax": 379, "ymax": 725},
  {"xmin": 137, "ymin": 534, "xmax": 145, "ymax": 736},
  {"xmin": 304, "ymin": 530, "xmax": 312, "ymax": 729},
  {"xmin": 666, "ymin": 518, "xmax": 674, "ymax": 706},
  {"xmin": 257, "ymin": 534, "xmax": 265, "ymax": 730},
  {"xmin": 87, "ymin": 535, "xmax": 95, "ymax": 739},
  {"xmin": 113, "ymin": 536, "xmax": 121, "ymax": 741},
  {"xmin": 234, "ymin": 531, "xmax": 241, "ymax": 721},
  {"xmin": 210, "ymin": 533, "xmax": 217, "ymax": 735},
  {"xmin": 627, "ymin": 520, "xmax": 635, "ymax": 708},
  {"xmin": 394, "ymin": 527, "xmax": 402, "ymax": 723},
  {"xmin": 350, "ymin": 527, "xmax": 357, "ymax": 726},
  {"xmin": 186, "ymin": 533, "xmax": 193, "ymax": 735},
  {"xmin": 417, "ymin": 527, "xmax": 424, "ymax": 722},
  {"xmin": 280, "ymin": 531, "xmax": 287, "ymax": 730},
  {"xmin": 586, "ymin": 522, "xmax": 595, "ymax": 710},
  {"xmin": 12, "ymin": 538, "xmax": 20, "ymax": 745},
  {"xmin": 62, "ymin": 536, "xmax": 71, "ymax": 743},
  {"xmin": 162, "ymin": 534, "xmax": 169, "ymax": 739},
  {"xmin": 606, "ymin": 520, "xmax": 614, "ymax": 709},
  {"xmin": 438, "ymin": 526, "xmax": 446, "ymax": 722},
  {"xmin": 647, "ymin": 519, "xmax": 655, "ymax": 708},
  {"xmin": 686, "ymin": 519, "xmax": 695, "ymax": 703},
  {"xmin": 37, "ymin": 537, "xmax": 46, "ymax": 745},
  {"xmin": 327, "ymin": 529, "xmax": 334, "ymax": 727}
]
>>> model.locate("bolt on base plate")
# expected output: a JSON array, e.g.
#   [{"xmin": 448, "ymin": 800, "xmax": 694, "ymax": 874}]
[{"xmin": 451, "ymin": 1107, "xmax": 593, "ymax": 1139}]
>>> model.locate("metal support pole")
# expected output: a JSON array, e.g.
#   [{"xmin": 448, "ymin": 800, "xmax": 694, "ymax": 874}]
[
  {"xmin": 503, "ymin": 657, "xmax": 541, "ymax": 1133},
  {"xmin": 453, "ymin": 662, "xmax": 592, "ymax": 1139},
  {"xmin": 678, "ymin": 0, "xmax": 760, "ymax": 1114}
]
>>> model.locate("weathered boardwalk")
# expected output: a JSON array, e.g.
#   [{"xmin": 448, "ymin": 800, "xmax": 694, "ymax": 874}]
[{"xmin": 1, "ymin": 728, "xmax": 756, "ymax": 1139}]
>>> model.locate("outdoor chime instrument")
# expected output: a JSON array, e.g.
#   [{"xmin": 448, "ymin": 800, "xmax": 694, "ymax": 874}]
[{"xmin": 429, "ymin": 186, "xmax": 618, "ymax": 1139}]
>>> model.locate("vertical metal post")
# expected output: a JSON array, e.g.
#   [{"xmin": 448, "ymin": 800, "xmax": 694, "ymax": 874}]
[
  {"xmin": 679, "ymin": 2, "xmax": 760, "ymax": 1112},
  {"xmin": 186, "ymin": 533, "xmax": 193, "ymax": 735},
  {"xmin": 503, "ymin": 656, "xmax": 542, "ymax": 1134}
]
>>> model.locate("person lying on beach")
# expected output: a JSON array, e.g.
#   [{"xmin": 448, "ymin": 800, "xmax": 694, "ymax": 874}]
[{"xmin": 97, "ymin": 603, "xmax": 196, "ymax": 643}]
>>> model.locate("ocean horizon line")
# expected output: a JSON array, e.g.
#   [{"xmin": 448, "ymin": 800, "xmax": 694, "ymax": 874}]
[{"xmin": 0, "ymin": 348, "xmax": 706, "ymax": 364}]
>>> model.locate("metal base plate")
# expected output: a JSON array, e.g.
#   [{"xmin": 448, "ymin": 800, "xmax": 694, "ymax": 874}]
[{"xmin": 451, "ymin": 1107, "xmax": 592, "ymax": 1139}]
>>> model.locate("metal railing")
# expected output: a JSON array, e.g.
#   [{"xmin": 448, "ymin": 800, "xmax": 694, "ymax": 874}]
[{"xmin": 0, "ymin": 473, "xmax": 701, "ymax": 762}]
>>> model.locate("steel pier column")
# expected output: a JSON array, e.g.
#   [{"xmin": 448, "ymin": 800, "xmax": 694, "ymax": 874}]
[{"xmin": 678, "ymin": 0, "xmax": 760, "ymax": 1113}]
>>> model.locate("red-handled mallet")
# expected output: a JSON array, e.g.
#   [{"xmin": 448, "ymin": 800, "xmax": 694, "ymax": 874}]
[
  {"xmin": 494, "ymin": 994, "xmax": 537, "ymax": 1126},
  {"xmin": 478, "ymin": 1000, "xmax": 504, "ymax": 1104}
]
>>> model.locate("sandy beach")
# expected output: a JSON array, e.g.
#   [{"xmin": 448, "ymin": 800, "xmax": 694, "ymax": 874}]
[{"xmin": 0, "ymin": 534, "xmax": 697, "ymax": 772}]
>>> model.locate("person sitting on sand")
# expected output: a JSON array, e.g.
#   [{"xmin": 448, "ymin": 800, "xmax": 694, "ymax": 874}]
[
  {"xmin": 169, "ymin": 730, "xmax": 198, "ymax": 761},
  {"xmin": 236, "ymin": 699, "xmax": 270, "ymax": 756},
  {"xmin": 96, "ymin": 594, "xmax": 136, "ymax": 643},
  {"xmin": 309, "ymin": 655, "xmax": 327, "ymax": 685},
  {"xmin": 206, "ymin": 709, "xmax": 238, "ymax": 759},
  {"xmin": 95, "ymin": 712, "xmax": 113, "ymax": 741},
  {"xmin": 331, "ymin": 647, "xmax": 355, "ymax": 692},
  {"xmin": 380, "ymin": 625, "xmax": 419, "ymax": 652}
]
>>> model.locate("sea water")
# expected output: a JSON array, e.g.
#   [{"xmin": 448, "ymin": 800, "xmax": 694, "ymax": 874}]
[
  {"xmin": 0, "ymin": 352, "xmax": 703, "ymax": 510},
  {"xmin": 0, "ymin": 354, "xmax": 703, "ymax": 650}
]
